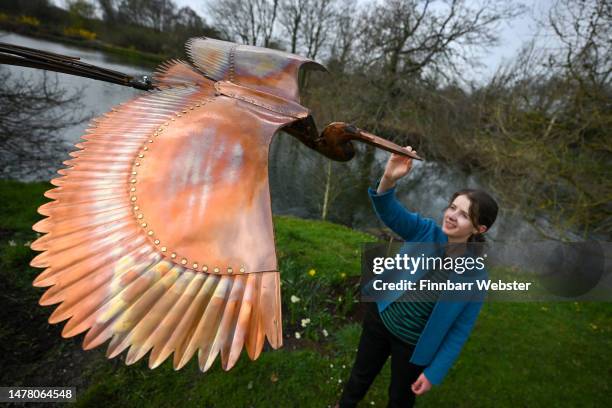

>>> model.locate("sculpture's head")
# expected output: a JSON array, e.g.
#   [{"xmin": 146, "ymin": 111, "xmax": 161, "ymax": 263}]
[{"xmin": 283, "ymin": 119, "xmax": 424, "ymax": 162}]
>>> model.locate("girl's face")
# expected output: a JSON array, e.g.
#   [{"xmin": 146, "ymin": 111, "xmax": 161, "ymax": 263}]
[{"xmin": 442, "ymin": 194, "xmax": 484, "ymax": 242}]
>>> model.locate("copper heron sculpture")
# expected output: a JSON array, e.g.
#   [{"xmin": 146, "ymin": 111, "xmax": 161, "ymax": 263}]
[{"xmin": 1, "ymin": 37, "xmax": 423, "ymax": 372}]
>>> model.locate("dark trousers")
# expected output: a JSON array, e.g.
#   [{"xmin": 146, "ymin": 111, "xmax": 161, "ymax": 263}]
[{"xmin": 339, "ymin": 303, "xmax": 425, "ymax": 408}]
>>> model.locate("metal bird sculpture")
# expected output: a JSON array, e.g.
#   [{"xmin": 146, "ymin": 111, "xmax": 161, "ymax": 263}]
[{"xmin": 1, "ymin": 37, "xmax": 422, "ymax": 372}]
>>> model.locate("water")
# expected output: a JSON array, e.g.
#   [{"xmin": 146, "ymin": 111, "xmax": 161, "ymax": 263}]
[{"xmin": 0, "ymin": 32, "xmax": 575, "ymax": 244}]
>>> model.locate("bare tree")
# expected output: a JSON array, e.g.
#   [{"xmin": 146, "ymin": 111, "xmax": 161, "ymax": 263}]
[
  {"xmin": 279, "ymin": 0, "xmax": 307, "ymax": 53},
  {"xmin": 0, "ymin": 68, "xmax": 89, "ymax": 180},
  {"xmin": 173, "ymin": 6, "xmax": 204, "ymax": 31},
  {"xmin": 544, "ymin": 0, "xmax": 611, "ymax": 89},
  {"xmin": 65, "ymin": 0, "xmax": 96, "ymax": 19},
  {"xmin": 358, "ymin": 0, "xmax": 525, "ymax": 81},
  {"xmin": 97, "ymin": 0, "xmax": 120, "ymax": 22},
  {"xmin": 301, "ymin": 0, "xmax": 336, "ymax": 59},
  {"xmin": 343, "ymin": 0, "xmax": 527, "ymax": 134},
  {"xmin": 278, "ymin": 0, "xmax": 338, "ymax": 58},
  {"xmin": 208, "ymin": 0, "xmax": 280, "ymax": 47},
  {"xmin": 116, "ymin": 0, "xmax": 178, "ymax": 31},
  {"xmin": 327, "ymin": 0, "xmax": 359, "ymax": 72}
]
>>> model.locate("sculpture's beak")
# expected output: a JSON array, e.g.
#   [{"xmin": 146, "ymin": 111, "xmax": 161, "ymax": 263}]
[
  {"xmin": 349, "ymin": 125, "xmax": 424, "ymax": 161},
  {"xmin": 332, "ymin": 123, "xmax": 423, "ymax": 161}
]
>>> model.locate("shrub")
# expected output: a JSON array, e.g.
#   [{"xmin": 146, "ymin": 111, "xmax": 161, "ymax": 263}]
[
  {"xmin": 63, "ymin": 26, "xmax": 96, "ymax": 40},
  {"xmin": 17, "ymin": 15, "xmax": 40, "ymax": 27}
]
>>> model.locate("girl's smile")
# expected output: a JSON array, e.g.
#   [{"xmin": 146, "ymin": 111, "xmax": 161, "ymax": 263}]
[{"xmin": 444, "ymin": 219, "xmax": 457, "ymax": 229}]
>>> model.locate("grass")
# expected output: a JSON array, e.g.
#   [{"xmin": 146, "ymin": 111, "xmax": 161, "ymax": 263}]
[
  {"xmin": 0, "ymin": 180, "xmax": 50, "ymax": 232},
  {"xmin": 0, "ymin": 179, "xmax": 610, "ymax": 406}
]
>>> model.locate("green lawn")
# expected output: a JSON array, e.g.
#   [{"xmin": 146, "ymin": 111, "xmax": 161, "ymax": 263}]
[{"xmin": 0, "ymin": 179, "xmax": 610, "ymax": 407}]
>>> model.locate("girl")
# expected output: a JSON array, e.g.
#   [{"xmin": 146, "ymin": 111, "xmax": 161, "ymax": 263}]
[{"xmin": 336, "ymin": 146, "xmax": 499, "ymax": 407}]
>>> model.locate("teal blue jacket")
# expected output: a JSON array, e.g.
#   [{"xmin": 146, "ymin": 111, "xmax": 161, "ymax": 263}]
[{"xmin": 368, "ymin": 186, "xmax": 486, "ymax": 386}]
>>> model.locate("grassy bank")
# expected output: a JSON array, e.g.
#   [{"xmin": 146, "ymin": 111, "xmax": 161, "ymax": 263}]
[
  {"xmin": 0, "ymin": 180, "xmax": 610, "ymax": 406},
  {"xmin": 0, "ymin": 16, "xmax": 165, "ymax": 67}
]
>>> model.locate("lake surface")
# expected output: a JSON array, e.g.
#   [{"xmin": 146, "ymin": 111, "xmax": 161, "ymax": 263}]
[{"xmin": 0, "ymin": 32, "xmax": 574, "ymax": 245}]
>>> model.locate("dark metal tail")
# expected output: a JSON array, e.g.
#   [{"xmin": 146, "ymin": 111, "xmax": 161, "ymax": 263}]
[{"xmin": 0, "ymin": 42, "xmax": 156, "ymax": 91}]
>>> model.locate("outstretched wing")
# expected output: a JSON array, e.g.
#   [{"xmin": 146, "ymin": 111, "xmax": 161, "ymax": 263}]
[{"xmin": 29, "ymin": 57, "xmax": 303, "ymax": 372}]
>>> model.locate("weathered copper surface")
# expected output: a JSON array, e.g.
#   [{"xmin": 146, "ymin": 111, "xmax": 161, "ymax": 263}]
[{"xmin": 30, "ymin": 37, "xmax": 320, "ymax": 372}]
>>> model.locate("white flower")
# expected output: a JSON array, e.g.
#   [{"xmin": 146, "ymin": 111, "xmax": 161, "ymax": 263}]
[
  {"xmin": 370, "ymin": 401, "xmax": 375, "ymax": 405},
  {"xmin": 330, "ymin": 363, "xmax": 334, "ymax": 368},
  {"xmin": 24, "ymin": 241, "xmax": 31, "ymax": 247},
  {"xmin": 301, "ymin": 318, "xmax": 311, "ymax": 328},
  {"xmin": 322, "ymin": 329, "xmax": 329, "ymax": 337},
  {"xmin": 342, "ymin": 365, "xmax": 346, "ymax": 369},
  {"xmin": 338, "ymin": 379, "xmax": 342, "ymax": 383},
  {"xmin": 8, "ymin": 240, "xmax": 16, "ymax": 247},
  {"xmin": 294, "ymin": 332, "xmax": 301, "ymax": 339},
  {"xmin": 290, "ymin": 295, "xmax": 301, "ymax": 303}
]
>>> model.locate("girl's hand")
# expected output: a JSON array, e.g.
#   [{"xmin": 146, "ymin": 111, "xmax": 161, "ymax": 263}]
[
  {"xmin": 411, "ymin": 372, "xmax": 432, "ymax": 396},
  {"xmin": 383, "ymin": 145, "xmax": 416, "ymax": 182}
]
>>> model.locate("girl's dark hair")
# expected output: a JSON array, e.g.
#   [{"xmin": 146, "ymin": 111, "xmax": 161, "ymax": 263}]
[{"xmin": 448, "ymin": 189, "xmax": 499, "ymax": 243}]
